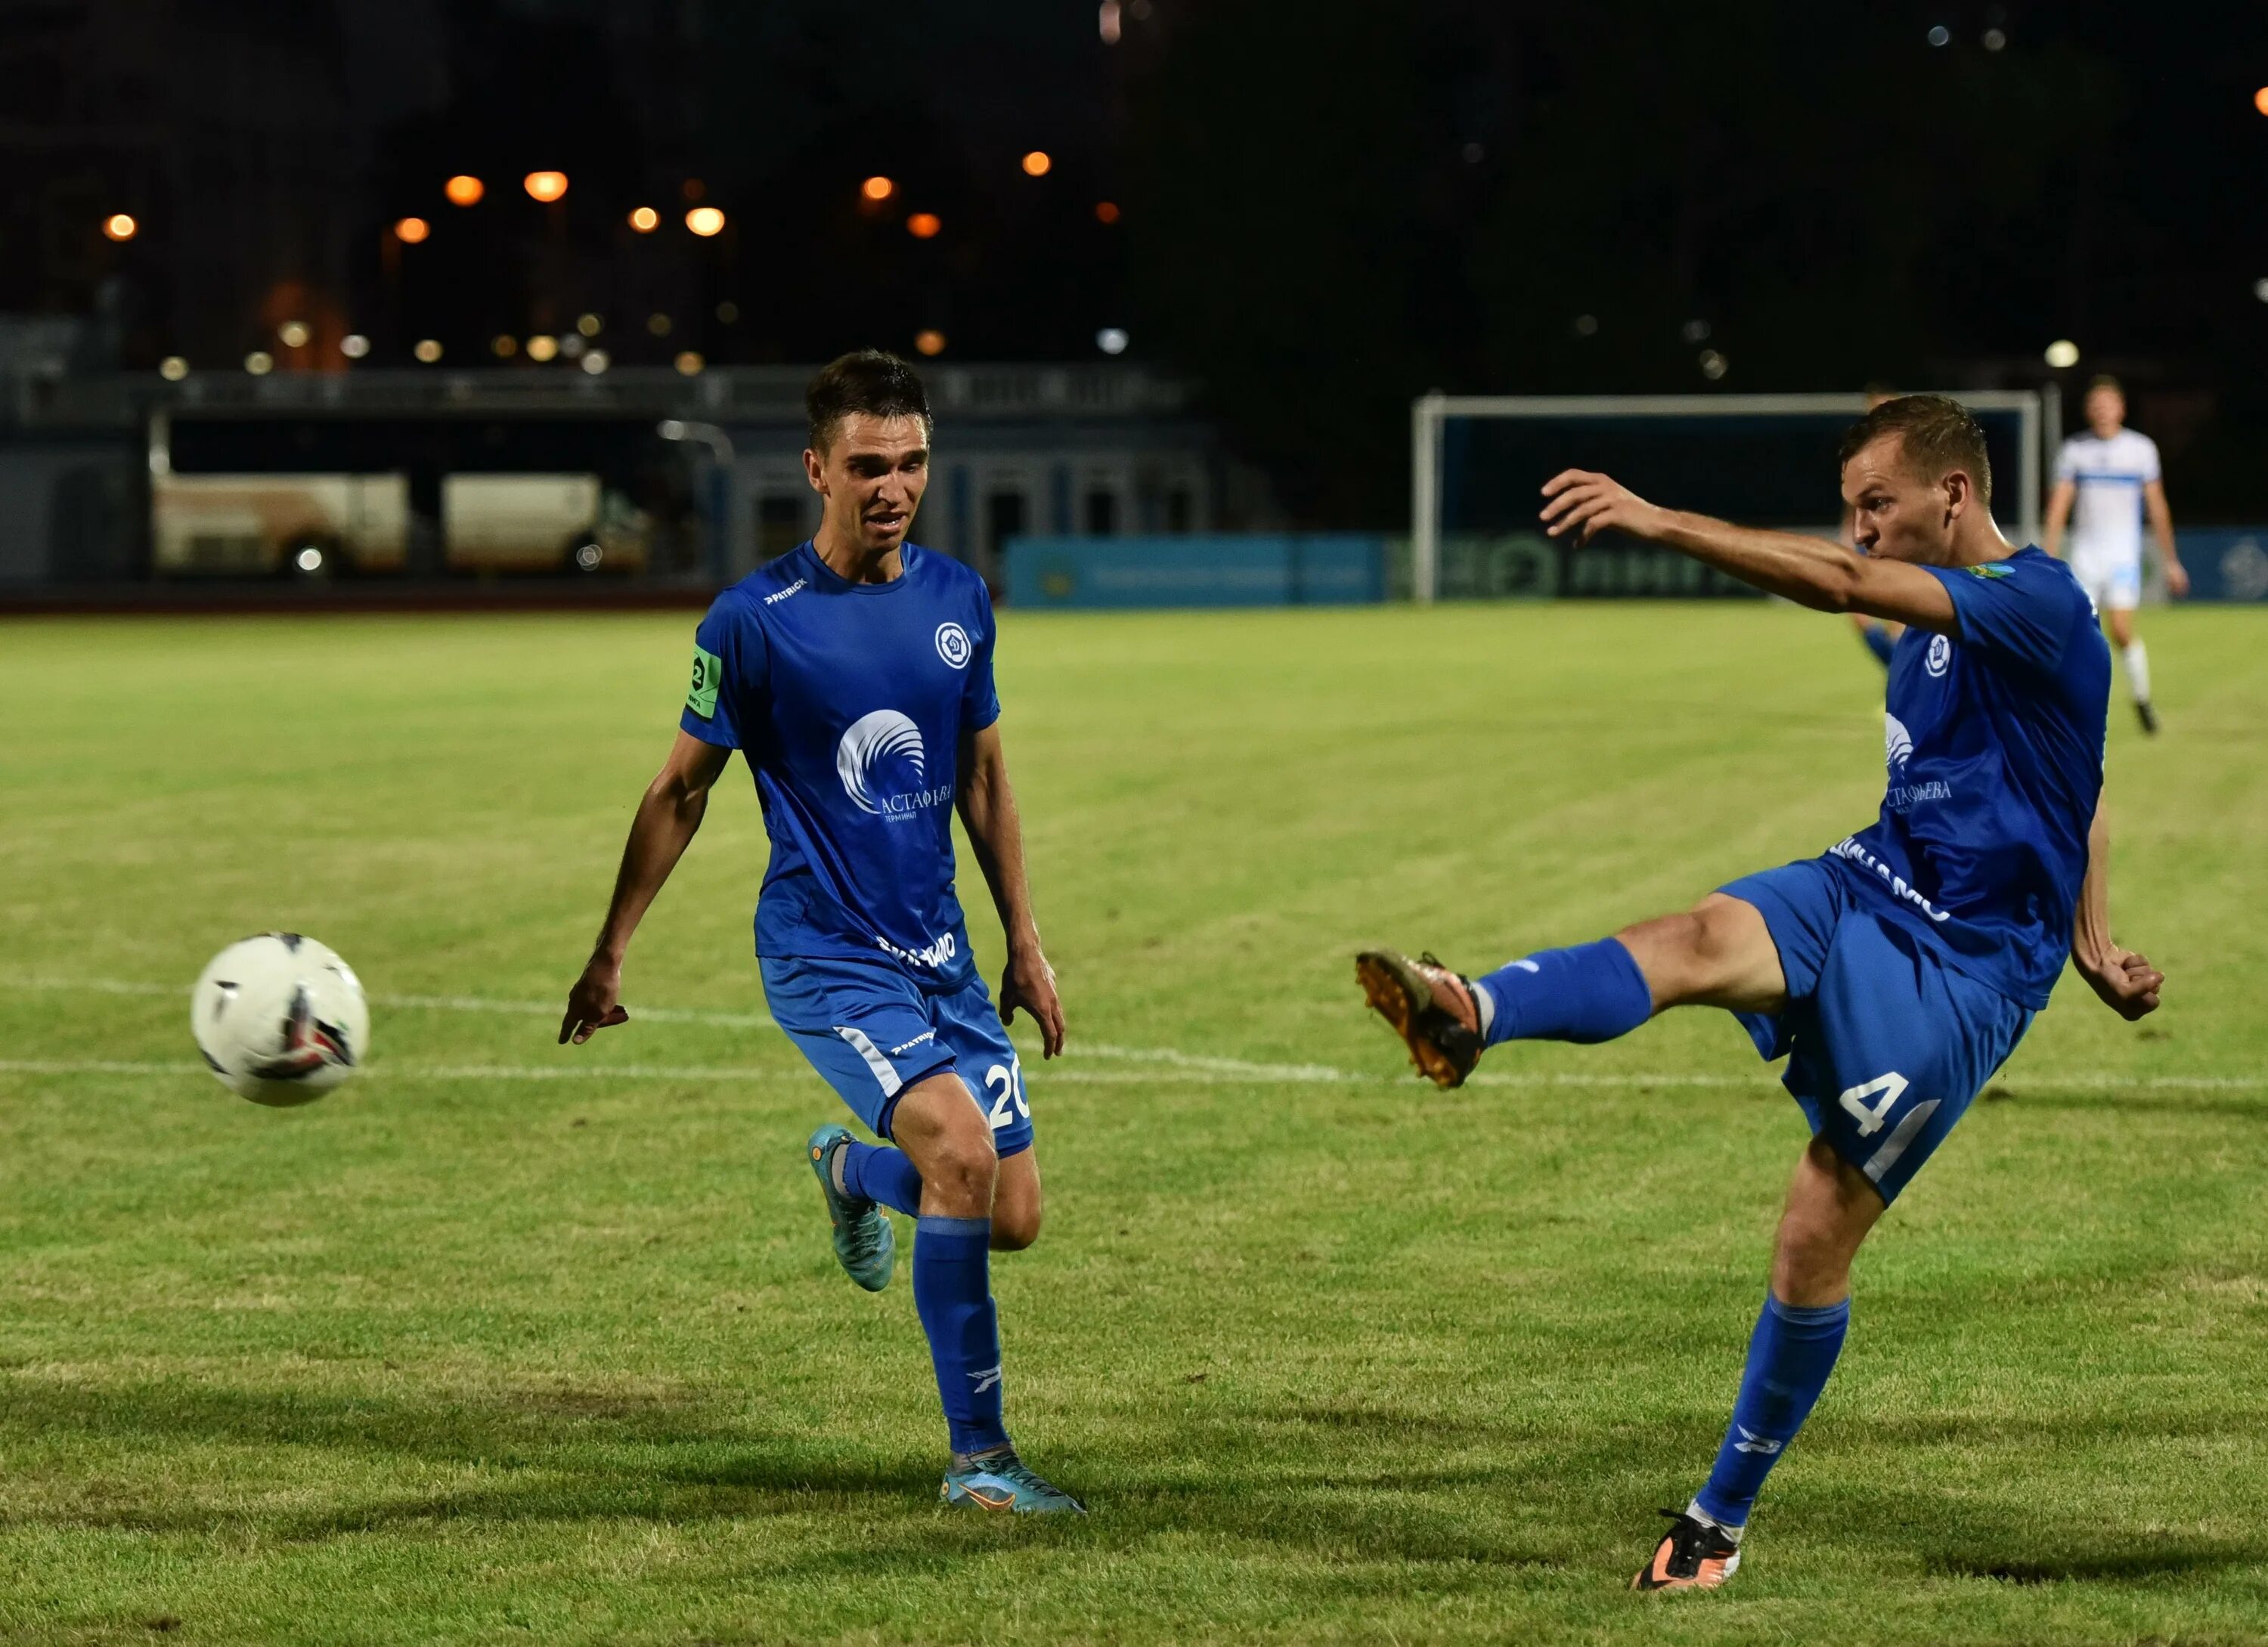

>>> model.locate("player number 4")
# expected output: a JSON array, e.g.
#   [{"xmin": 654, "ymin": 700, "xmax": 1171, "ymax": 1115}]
[
  {"xmin": 1836, "ymin": 1071, "xmax": 1909, "ymax": 1138},
  {"xmin": 984, "ymin": 1057, "xmax": 1030, "ymax": 1132}
]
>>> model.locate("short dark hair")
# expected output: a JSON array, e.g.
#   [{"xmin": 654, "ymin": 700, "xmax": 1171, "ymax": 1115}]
[
  {"xmin": 806, "ymin": 349, "xmax": 932, "ymax": 452},
  {"xmin": 1836, "ymin": 393, "xmax": 1992, "ymax": 509}
]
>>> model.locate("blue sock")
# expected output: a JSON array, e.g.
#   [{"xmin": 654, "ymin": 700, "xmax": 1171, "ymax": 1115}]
[
  {"xmin": 912, "ymin": 1215, "xmax": 1009, "ymax": 1457},
  {"xmin": 1693, "ymin": 1294, "xmax": 1851, "ymax": 1529},
  {"xmin": 841, "ymin": 1141, "xmax": 922, "ymax": 1218},
  {"xmin": 1474, "ymin": 937, "xmax": 1654, "ymax": 1048},
  {"xmin": 1861, "ymin": 622, "xmax": 1896, "ymax": 668}
]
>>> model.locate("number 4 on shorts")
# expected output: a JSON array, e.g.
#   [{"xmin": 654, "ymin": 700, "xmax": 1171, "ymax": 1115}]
[{"xmin": 1837, "ymin": 1071, "xmax": 1909, "ymax": 1138}]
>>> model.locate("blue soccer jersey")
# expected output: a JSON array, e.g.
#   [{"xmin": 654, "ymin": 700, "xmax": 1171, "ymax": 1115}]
[
  {"xmin": 1831, "ymin": 546, "xmax": 2110, "ymax": 1008},
  {"xmin": 680, "ymin": 542, "xmax": 1001, "ymax": 986}
]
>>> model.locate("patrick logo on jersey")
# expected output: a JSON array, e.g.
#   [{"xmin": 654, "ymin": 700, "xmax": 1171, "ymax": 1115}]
[{"xmin": 836, "ymin": 710, "xmax": 954, "ymax": 819}]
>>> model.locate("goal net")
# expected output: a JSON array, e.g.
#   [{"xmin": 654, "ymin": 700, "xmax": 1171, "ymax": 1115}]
[{"xmin": 1409, "ymin": 392, "xmax": 2050, "ymax": 602}]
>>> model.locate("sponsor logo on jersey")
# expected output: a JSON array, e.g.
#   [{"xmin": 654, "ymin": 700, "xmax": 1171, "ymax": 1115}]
[
  {"xmin": 1964, "ymin": 564, "xmax": 2012, "ymax": 579},
  {"xmin": 836, "ymin": 709, "xmax": 953, "ymax": 818},
  {"xmin": 1925, "ymin": 633, "xmax": 1952, "ymax": 677},
  {"xmin": 763, "ymin": 577, "xmax": 808, "ymax": 605},
  {"xmin": 934, "ymin": 621, "xmax": 972, "ymax": 669},
  {"xmin": 1884, "ymin": 712, "xmax": 1914, "ymax": 770},
  {"xmin": 891, "ymin": 1029, "xmax": 938, "ymax": 1057},
  {"xmin": 876, "ymin": 930, "xmax": 959, "ymax": 970},
  {"xmin": 1830, "ymin": 837, "xmax": 1952, "ymax": 924}
]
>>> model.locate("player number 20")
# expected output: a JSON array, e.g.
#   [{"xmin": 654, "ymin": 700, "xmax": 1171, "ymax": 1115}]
[
  {"xmin": 1836, "ymin": 1071, "xmax": 1910, "ymax": 1138},
  {"xmin": 984, "ymin": 1057, "xmax": 1030, "ymax": 1132}
]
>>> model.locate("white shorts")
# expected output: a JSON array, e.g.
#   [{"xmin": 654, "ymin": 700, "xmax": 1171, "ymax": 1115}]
[{"xmin": 2069, "ymin": 545, "xmax": 2142, "ymax": 613}]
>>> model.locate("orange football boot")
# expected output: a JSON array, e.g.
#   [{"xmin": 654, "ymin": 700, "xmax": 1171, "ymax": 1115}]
[
  {"xmin": 1355, "ymin": 949, "xmax": 1485, "ymax": 1088},
  {"xmin": 1631, "ymin": 1509, "xmax": 1742, "ymax": 1591}
]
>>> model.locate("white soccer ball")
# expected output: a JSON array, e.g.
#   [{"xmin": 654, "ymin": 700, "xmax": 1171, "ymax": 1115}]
[{"xmin": 191, "ymin": 933, "xmax": 369, "ymax": 1107}]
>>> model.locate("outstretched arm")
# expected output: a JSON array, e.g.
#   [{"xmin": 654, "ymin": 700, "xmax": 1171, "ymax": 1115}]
[
  {"xmin": 956, "ymin": 722, "xmax": 1066, "ymax": 1057},
  {"xmin": 1538, "ymin": 470, "xmax": 1960, "ymax": 633},
  {"xmin": 561, "ymin": 731, "xmax": 733, "ymax": 1044},
  {"xmin": 2072, "ymin": 794, "xmax": 2163, "ymax": 1020}
]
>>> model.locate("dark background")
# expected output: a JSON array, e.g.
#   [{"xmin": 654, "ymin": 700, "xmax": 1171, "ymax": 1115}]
[{"xmin": 8, "ymin": 0, "xmax": 2264, "ymax": 527}]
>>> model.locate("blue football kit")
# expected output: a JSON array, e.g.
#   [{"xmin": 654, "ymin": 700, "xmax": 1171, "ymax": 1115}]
[
  {"xmin": 680, "ymin": 539, "xmax": 1033, "ymax": 1156},
  {"xmin": 1719, "ymin": 546, "xmax": 2109, "ymax": 1200},
  {"xmin": 1460, "ymin": 541, "xmax": 2113, "ymax": 1549}
]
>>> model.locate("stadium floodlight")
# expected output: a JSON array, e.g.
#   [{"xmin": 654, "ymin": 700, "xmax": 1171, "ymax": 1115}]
[{"xmin": 1409, "ymin": 390, "xmax": 2048, "ymax": 604}]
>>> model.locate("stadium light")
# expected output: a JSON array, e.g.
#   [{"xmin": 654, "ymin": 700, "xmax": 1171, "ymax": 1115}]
[
  {"xmin": 2044, "ymin": 339, "xmax": 2080, "ymax": 368},
  {"xmin": 244, "ymin": 351, "xmax": 274, "ymax": 376},
  {"xmin": 278, "ymin": 320, "xmax": 309, "ymax": 348},
  {"xmin": 862, "ymin": 175, "xmax": 896, "ymax": 202},
  {"xmin": 581, "ymin": 349, "xmax": 609, "ymax": 375},
  {"xmin": 577, "ymin": 313, "xmax": 603, "ymax": 337},
  {"xmin": 915, "ymin": 329, "xmax": 947, "ymax": 355},
  {"xmin": 523, "ymin": 171, "xmax": 569, "ymax": 203},
  {"xmin": 2254, "ymin": 277, "xmax": 2268, "ymax": 302},
  {"xmin": 1926, "ymin": 23, "xmax": 1950, "ymax": 46},
  {"xmin": 675, "ymin": 351, "xmax": 705, "ymax": 376},
  {"xmin": 492, "ymin": 335, "xmax": 518, "ymax": 358},
  {"xmin": 647, "ymin": 313, "xmax": 673, "ymax": 336},
  {"xmin": 394, "ymin": 216, "xmax": 430, "ymax": 244},
  {"xmin": 159, "ymin": 356, "xmax": 188, "ymax": 381},
  {"xmin": 1095, "ymin": 200, "xmax": 1120, "ymax": 224},
  {"xmin": 629, "ymin": 206, "xmax": 660, "ymax": 232},
  {"xmin": 102, "ymin": 212, "xmax": 138, "ymax": 242},
  {"xmin": 716, "ymin": 301, "xmax": 739, "ymax": 324},
  {"xmin": 1022, "ymin": 150, "xmax": 1052, "ymax": 177},
  {"xmin": 2256, "ymin": 86, "xmax": 2268, "ymax": 116},
  {"xmin": 907, "ymin": 212, "xmax": 941, "ymax": 239},
  {"xmin": 686, "ymin": 206, "xmax": 727, "ymax": 237},
  {"xmin": 414, "ymin": 339, "xmax": 443, "ymax": 363},
  {"xmin": 1982, "ymin": 26, "xmax": 2006, "ymax": 50},
  {"xmin": 1096, "ymin": 327, "xmax": 1129, "ymax": 355},
  {"xmin": 526, "ymin": 335, "xmax": 559, "ymax": 362},
  {"xmin": 341, "ymin": 333, "xmax": 370, "ymax": 358},
  {"xmin": 445, "ymin": 175, "xmax": 485, "ymax": 206},
  {"xmin": 1699, "ymin": 349, "xmax": 1728, "ymax": 380}
]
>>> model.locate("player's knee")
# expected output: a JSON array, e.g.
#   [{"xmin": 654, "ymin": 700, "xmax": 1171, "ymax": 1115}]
[{"xmin": 923, "ymin": 1116, "xmax": 999, "ymax": 1208}]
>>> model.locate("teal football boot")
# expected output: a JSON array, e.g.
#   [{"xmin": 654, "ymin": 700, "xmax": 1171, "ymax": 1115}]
[
  {"xmin": 805, "ymin": 1123, "xmax": 895, "ymax": 1292},
  {"xmin": 940, "ymin": 1448, "xmax": 1086, "ymax": 1514}
]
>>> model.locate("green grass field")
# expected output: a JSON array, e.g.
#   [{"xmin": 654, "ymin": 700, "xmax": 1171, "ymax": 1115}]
[{"xmin": 2, "ymin": 603, "xmax": 2264, "ymax": 1645}]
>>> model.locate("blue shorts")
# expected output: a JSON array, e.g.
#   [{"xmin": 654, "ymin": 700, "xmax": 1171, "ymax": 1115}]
[
  {"xmin": 1718, "ymin": 858, "xmax": 2034, "ymax": 1203},
  {"xmin": 759, "ymin": 954, "xmax": 1033, "ymax": 1158}
]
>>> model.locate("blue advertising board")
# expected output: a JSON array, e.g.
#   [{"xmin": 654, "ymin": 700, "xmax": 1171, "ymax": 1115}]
[
  {"xmin": 1005, "ymin": 534, "xmax": 1388, "ymax": 609},
  {"xmin": 2173, "ymin": 528, "xmax": 2268, "ymax": 603}
]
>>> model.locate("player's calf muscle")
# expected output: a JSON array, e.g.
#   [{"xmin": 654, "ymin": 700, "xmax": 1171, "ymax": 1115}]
[{"xmin": 1616, "ymin": 896, "xmax": 1786, "ymax": 1014}]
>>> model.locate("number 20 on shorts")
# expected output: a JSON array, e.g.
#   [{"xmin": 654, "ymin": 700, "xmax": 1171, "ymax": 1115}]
[{"xmin": 984, "ymin": 1057, "xmax": 1030, "ymax": 1132}]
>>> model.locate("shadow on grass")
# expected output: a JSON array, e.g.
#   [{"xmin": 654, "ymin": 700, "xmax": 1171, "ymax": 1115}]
[
  {"xmin": 1926, "ymin": 1539, "xmax": 2264, "ymax": 1584},
  {"xmin": 1982, "ymin": 1088, "xmax": 2267, "ymax": 1121}
]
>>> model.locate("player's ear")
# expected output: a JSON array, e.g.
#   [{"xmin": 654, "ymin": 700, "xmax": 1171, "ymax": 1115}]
[{"xmin": 803, "ymin": 445, "xmax": 827, "ymax": 495}]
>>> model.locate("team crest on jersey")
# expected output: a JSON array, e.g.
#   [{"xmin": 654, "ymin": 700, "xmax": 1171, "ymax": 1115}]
[
  {"xmin": 1925, "ymin": 633, "xmax": 1951, "ymax": 677},
  {"xmin": 934, "ymin": 622, "xmax": 972, "ymax": 669},
  {"xmin": 836, "ymin": 709, "xmax": 952, "ymax": 818}
]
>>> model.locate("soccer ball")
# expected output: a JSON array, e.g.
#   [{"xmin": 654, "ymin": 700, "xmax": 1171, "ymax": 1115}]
[{"xmin": 191, "ymin": 933, "xmax": 369, "ymax": 1106}]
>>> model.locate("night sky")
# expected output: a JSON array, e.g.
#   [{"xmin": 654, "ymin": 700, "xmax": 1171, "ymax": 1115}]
[{"xmin": 8, "ymin": 0, "xmax": 2263, "ymax": 523}]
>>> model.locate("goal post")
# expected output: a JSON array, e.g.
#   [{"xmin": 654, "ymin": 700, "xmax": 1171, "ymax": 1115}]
[{"xmin": 1409, "ymin": 390, "xmax": 2048, "ymax": 604}]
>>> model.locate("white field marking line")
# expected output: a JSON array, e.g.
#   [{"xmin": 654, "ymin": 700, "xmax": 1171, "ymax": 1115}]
[
  {"xmin": 5, "ymin": 977, "xmax": 2263, "ymax": 1091},
  {"xmin": 2, "ymin": 1057, "xmax": 2263, "ymax": 1094}
]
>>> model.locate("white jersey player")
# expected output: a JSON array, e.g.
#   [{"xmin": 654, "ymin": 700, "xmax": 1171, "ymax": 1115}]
[{"xmin": 2043, "ymin": 376, "xmax": 2188, "ymax": 733}]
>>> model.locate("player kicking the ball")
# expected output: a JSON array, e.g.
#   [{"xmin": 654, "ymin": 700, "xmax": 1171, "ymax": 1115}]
[
  {"xmin": 1356, "ymin": 395, "xmax": 2164, "ymax": 1588},
  {"xmin": 562, "ymin": 351, "xmax": 1081, "ymax": 1513}
]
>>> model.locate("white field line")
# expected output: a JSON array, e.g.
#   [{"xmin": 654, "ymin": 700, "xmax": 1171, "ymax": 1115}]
[{"xmin": 3, "ymin": 976, "xmax": 2262, "ymax": 1091}]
